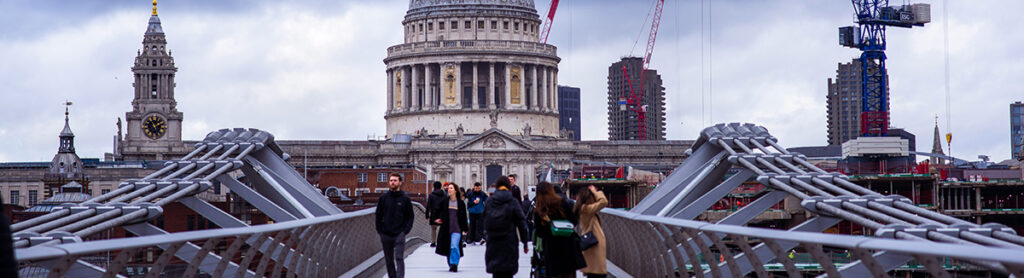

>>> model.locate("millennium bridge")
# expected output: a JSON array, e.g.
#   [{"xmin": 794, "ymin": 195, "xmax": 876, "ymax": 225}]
[{"xmin": 12, "ymin": 124, "xmax": 1024, "ymax": 277}]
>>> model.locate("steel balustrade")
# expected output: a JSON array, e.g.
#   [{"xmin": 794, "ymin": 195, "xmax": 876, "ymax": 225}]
[
  {"xmin": 618, "ymin": 123, "xmax": 1024, "ymax": 277},
  {"xmin": 13, "ymin": 128, "xmax": 430, "ymax": 277}
]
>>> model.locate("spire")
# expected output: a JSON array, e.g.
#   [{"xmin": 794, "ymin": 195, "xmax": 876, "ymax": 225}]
[
  {"xmin": 59, "ymin": 101, "xmax": 75, "ymax": 153},
  {"xmin": 931, "ymin": 115, "xmax": 945, "ymax": 165},
  {"xmin": 146, "ymin": 1, "xmax": 164, "ymax": 35},
  {"xmin": 50, "ymin": 102, "xmax": 83, "ymax": 176}
]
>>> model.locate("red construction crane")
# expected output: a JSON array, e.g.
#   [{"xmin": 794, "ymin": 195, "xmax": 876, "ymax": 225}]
[
  {"xmin": 621, "ymin": 0, "xmax": 664, "ymax": 140},
  {"xmin": 538, "ymin": 0, "xmax": 559, "ymax": 44}
]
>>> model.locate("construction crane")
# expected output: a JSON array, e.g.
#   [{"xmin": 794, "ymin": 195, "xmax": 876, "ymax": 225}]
[
  {"xmin": 620, "ymin": 0, "xmax": 665, "ymax": 141},
  {"xmin": 538, "ymin": 0, "xmax": 559, "ymax": 44},
  {"xmin": 840, "ymin": 0, "xmax": 929, "ymax": 136}
]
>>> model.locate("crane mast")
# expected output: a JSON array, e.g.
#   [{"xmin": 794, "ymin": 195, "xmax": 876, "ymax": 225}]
[{"xmin": 841, "ymin": 0, "xmax": 929, "ymax": 136}]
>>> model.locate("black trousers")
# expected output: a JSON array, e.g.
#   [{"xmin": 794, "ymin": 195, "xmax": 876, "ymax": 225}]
[
  {"xmin": 469, "ymin": 213, "xmax": 484, "ymax": 242},
  {"xmin": 379, "ymin": 232, "xmax": 406, "ymax": 278}
]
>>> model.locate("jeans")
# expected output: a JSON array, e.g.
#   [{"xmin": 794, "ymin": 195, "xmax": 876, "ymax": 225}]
[
  {"xmin": 448, "ymin": 233, "xmax": 462, "ymax": 266},
  {"xmin": 379, "ymin": 232, "xmax": 406, "ymax": 278},
  {"xmin": 469, "ymin": 213, "xmax": 484, "ymax": 242}
]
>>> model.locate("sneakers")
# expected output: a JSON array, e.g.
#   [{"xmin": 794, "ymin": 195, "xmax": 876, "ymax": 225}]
[{"xmin": 448, "ymin": 264, "xmax": 458, "ymax": 272}]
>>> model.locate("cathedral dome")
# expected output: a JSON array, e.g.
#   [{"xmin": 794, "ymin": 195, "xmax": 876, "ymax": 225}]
[
  {"xmin": 409, "ymin": 0, "xmax": 535, "ymax": 10},
  {"xmin": 405, "ymin": 0, "xmax": 538, "ymax": 21}
]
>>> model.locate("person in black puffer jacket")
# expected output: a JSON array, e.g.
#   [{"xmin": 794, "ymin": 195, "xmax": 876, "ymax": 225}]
[{"xmin": 483, "ymin": 176, "xmax": 529, "ymax": 278}]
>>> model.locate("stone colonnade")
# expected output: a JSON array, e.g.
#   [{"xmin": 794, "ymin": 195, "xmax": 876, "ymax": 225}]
[{"xmin": 387, "ymin": 61, "xmax": 557, "ymax": 113}]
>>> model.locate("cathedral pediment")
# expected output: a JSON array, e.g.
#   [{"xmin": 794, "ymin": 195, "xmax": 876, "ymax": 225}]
[{"xmin": 454, "ymin": 128, "xmax": 534, "ymax": 151}]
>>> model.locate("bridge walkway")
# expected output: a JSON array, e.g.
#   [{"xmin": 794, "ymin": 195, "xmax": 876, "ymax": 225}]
[{"xmin": 399, "ymin": 242, "xmax": 585, "ymax": 278}]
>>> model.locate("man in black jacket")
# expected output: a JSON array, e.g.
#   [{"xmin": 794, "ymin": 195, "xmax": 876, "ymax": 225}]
[
  {"xmin": 508, "ymin": 174, "xmax": 523, "ymax": 204},
  {"xmin": 425, "ymin": 181, "xmax": 446, "ymax": 247},
  {"xmin": 376, "ymin": 173, "xmax": 415, "ymax": 278}
]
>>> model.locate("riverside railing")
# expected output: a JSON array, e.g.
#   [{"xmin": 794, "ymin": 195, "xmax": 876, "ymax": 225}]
[
  {"xmin": 16, "ymin": 204, "xmax": 430, "ymax": 277},
  {"xmin": 600, "ymin": 208, "xmax": 1024, "ymax": 278}
]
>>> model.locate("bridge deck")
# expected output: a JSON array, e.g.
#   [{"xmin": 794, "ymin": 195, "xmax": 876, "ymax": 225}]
[{"xmin": 400, "ymin": 242, "xmax": 584, "ymax": 277}]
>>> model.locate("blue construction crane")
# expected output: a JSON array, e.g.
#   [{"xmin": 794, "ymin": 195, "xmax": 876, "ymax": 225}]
[{"xmin": 840, "ymin": 0, "xmax": 929, "ymax": 136}]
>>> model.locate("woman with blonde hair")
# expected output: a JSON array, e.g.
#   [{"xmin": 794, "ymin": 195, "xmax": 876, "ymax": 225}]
[{"xmin": 575, "ymin": 185, "xmax": 609, "ymax": 277}]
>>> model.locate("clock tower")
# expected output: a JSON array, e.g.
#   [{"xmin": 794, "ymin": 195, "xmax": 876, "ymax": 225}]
[{"xmin": 120, "ymin": 0, "xmax": 188, "ymax": 161}]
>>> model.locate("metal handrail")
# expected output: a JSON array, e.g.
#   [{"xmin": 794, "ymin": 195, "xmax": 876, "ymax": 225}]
[
  {"xmin": 17, "ymin": 204, "xmax": 430, "ymax": 277},
  {"xmin": 602, "ymin": 202, "xmax": 1024, "ymax": 277}
]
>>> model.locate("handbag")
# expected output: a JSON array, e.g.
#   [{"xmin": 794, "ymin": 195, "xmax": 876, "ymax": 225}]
[
  {"xmin": 550, "ymin": 220, "xmax": 575, "ymax": 237},
  {"xmin": 579, "ymin": 231, "xmax": 598, "ymax": 250}
]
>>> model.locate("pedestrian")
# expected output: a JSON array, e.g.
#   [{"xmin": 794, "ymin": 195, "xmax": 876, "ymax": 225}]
[
  {"xmin": 532, "ymin": 181, "xmax": 586, "ymax": 278},
  {"xmin": 435, "ymin": 183, "xmax": 469, "ymax": 272},
  {"xmin": 426, "ymin": 181, "xmax": 446, "ymax": 247},
  {"xmin": 508, "ymin": 174, "xmax": 531, "ymax": 241},
  {"xmin": 508, "ymin": 174, "xmax": 523, "ymax": 204},
  {"xmin": 375, "ymin": 173, "xmax": 415, "ymax": 278},
  {"xmin": 466, "ymin": 182, "xmax": 488, "ymax": 244},
  {"xmin": 484, "ymin": 176, "xmax": 530, "ymax": 278},
  {"xmin": 575, "ymin": 185, "xmax": 609, "ymax": 278}
]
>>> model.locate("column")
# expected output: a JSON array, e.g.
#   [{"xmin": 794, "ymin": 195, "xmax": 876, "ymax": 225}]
[
  {"xmin": 425, "ymin": 63, "xmax": 433, "ymax": 110},
  {"xmin": 531, "ymin": 65, "xmax": 538, "ymax": 111},
  {"xmin": 472, "ymin": 62, "xmax": 479, "ymax": 109},
  {"xmin": 504, "ymin": 64, "xmax": 512, "ymax": 109},
  {"xmin": 404, "ymin": 66, "xmax": 411, "ymax": 110},
  {"xmin": 552, "ymin": 69, "xmax": 558, "ymax": 111},
  {"xmin": 488, "ymin": 62, "xmax": 496, "ymax": 109},
  {"xmin": 455, "ymin": 62, "xmax": 462, "ymax": 109},
  {"xmin": 519, "ymin": 65, "xmax": 526, "ymax": 110},
  {"xmin": 387, "ymin": 69, "xmax": 393, "ymax": 113},
  {"xmin": 540, "ymin": 66, "xmax": 547, "ymax": 112},
  {"xmin": 412, "ymin": 64, "xmax": 420, "ymax": 111}
]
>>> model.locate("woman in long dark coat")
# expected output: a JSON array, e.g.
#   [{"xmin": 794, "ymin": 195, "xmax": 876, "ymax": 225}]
[
  {"xmin": 484, "ymin": 176, "xmax": 530, "ymax": 278},
  {"xmin": 533, "ymin": 181, "xmax": 586, "ymax": 278},
  {"xmin": 435, "ymin": 183, "xmax": 469, "ymax": 272}
]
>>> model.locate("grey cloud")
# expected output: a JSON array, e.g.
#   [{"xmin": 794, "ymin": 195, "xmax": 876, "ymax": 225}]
[{"xmin": 1, "ymin": 0, "xmax": 1022, "ymax": 163}]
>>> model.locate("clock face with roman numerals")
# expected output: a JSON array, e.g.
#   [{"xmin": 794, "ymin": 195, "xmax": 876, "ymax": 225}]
[{"xmin": 143, "ymin": 115, "xmax": 167, "ymax": 139}]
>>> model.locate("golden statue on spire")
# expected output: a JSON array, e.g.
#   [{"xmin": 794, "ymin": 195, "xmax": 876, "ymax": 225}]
[{"xmin": 152, "ymin": 0, "xmax": 158, "ymax": 16}]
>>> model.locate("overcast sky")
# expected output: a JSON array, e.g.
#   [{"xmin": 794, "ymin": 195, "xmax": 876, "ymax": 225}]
[{"xmin": 1, "ymin": 0, "xmax": 1021, "ymax": 163}]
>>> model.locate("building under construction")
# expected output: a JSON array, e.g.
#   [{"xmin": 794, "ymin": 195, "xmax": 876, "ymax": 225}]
[{"xmin": 607, "ymin": 57, "xmax": 666, "ymax": 141}]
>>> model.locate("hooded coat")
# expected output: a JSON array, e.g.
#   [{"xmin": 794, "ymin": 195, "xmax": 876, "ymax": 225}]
[{"xmin": 483, "ymin": 189, "xmax": 529, "ymax": 274}]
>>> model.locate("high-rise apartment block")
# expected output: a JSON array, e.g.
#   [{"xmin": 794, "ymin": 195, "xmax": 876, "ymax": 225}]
[
  {"xmin": 558, "ymin": 85, "xmax": 581, "ymax": 141},
  {"xmin": 1012, "ymin": 101, "xmax": 1024, "ymax": 160},
  {"xmin": 827, "ymin": 58, "xmax": 889, "ymax": 145},
  {"xmin": 607, "ymin": 57, "xmax": 666, "ymax": 140}
]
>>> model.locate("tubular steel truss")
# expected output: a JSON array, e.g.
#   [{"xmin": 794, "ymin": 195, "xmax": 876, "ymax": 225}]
[
  {"xmin": 13, "ymin": 128, "xmax": 430, "ymax": 277},
  {"xmin": 617, "ymin": 123, "xmax": 1024, "ymax": 277}
]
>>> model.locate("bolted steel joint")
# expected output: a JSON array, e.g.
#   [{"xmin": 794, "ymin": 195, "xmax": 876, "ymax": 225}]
[
  {"xmin": 875, "ymin": 224, "xmax": 913, "ymax": 238},
  {"xmin": 800, "ymin": 196, "xmax": 832, "ymax": 216}
]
